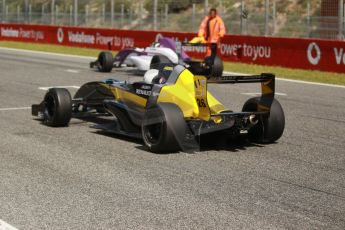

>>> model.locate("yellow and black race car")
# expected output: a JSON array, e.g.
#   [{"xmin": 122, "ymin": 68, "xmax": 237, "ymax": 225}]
[{"xmin": 32, "ymin": 64, "xmax": 285, "ymax": 153}]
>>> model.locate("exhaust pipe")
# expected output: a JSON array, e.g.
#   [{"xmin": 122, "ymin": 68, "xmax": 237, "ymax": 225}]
[{"xmin": 249, "ymin": 115, "xmax": 259, "ymax": 126}]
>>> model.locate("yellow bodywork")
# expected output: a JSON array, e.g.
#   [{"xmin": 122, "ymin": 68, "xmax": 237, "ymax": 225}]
[
  {"xmin": 101, "ymin": 68, "xmax": 227, "ymax": 121},
  {"xmin": 157, "ymin": 69, "xmax": 226, "ymax": 121},
  {"xmin": 101, "ymin": 83, "xmax": 147, "ymax": 110}
]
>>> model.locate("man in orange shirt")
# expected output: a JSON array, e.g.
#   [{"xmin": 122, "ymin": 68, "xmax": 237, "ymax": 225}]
[
  {"xmin": 198, "ymin": 8, "xmax": 226, "ymax": 44},
  {"xmin": 197, "ymin": 8, "xmax": 226, "ymax": 59}
]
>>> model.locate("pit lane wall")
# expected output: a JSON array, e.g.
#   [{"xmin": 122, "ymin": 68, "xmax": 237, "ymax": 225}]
[{"xmin": 1, "ymin": 23, "xmax": 345, "ymax": 73}]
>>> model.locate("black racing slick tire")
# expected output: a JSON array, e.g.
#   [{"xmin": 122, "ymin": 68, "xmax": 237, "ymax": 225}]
[
  {"xmin": 43, "ymin": 88, "xmax": 72, "ymax": 127},
  {"xmin": 209, "ymin": 55, "xmax": 223, "ymax": 78},
  {"xmin": 98, "ymin": 51, "xmax": 113, "ymax": 72},
  {"xmin": 141, "ymin": 103, "xmax": 186, "ymax": 153},
  {"xmin": 242, "ymin": 97, "xmax": 285, "ymax": 143}
]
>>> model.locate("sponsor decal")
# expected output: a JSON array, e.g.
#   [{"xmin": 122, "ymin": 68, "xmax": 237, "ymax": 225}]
[
  {"xmin": 120, "ymin": 37, "xmax": 134, "ymax": 48},
  {"xmin": 96, "ymin": 33, "xmax": 114, "ymax": 45},
  {"xmin": 68, "ymin": 31, "xmax": 95, "ymax": 44},
  {"xmin": 57, "ymin": 28, "xmax": 64, "ymax": 43},
  {"xmin": 19, "ymin": 29, "xmax": 44, "ymax": 41},
  {"xmin": 136, "ymin": 89, "xmax": 151, "ymax": 96},
  {"xmin": 95, "ymin": 33, "xmax": 134, "ymax": 48},
  {"xmin": 220, "ymin": 43, "xmax": 271, "ymax": 61},
  {"xmin": 307, "ymin": 42, "xmax": 321, "ymax": 65},
  {"xmin": 1, "ymin": 27, "xmax": 19, "ymax": 37},
  {"xmin": 0, "ymin": 27, "xmax": 44, "ymax": 41},
  {"xmin": 334, "ymin": 47, "xmax": 345, "ymax": 65},
  {"xmin": 152, "ymin": 91, "xmax": 164, "ymax": 97},
  {"xmin": 134, "ymin": 83, "xmax": 153, "ymax": 97},
  {"xmin": 141, "ymin": 85, "xmax": 152, "ymax": 90},
  {"xmin": 182, "ymin": 45, "xmax": 207, "ymax": 53}
]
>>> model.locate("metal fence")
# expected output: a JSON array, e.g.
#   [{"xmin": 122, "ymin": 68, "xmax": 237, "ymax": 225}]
[{"xmin": 0, "ymin": 0, "xmax": 344, "ymax": 40}]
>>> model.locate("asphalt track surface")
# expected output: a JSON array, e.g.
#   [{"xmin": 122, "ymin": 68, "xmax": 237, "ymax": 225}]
[{"xmin": 0, "ymin": 48, "xmax": 345, "ymax": 230}]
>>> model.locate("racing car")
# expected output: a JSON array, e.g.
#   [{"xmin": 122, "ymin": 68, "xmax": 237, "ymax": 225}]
[
  {"xmin": 89, "ymin": 37, "xmax": 224, "ymax": 77},
  {"xmin": 32, "ymin": 64, "xmax": 285, "ymax": 153}
]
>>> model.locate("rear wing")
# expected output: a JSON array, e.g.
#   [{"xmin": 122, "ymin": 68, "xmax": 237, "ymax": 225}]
[
  {"xmin": 209, "ymin": 73, "xmax": 275, "ymax": 112},
  {"xmin": 176, "ymin": 42, "xmax": 217, "ymax": 59},
  {"xmin": 152, "ymin": 39, "xmax": 217, "ymax": 59},
  {"xmin": 207, "ymin": 73, "xmax": 274, "ymax": 84}
]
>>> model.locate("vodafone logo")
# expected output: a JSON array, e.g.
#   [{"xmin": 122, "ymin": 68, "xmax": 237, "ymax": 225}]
[
  {"xmin": 57, "ymin": 28, "xmax": 64, "ymax": 43},
  {"xmin": 307, "ymin": 42, "xmax": 321, "ymax": 65}
]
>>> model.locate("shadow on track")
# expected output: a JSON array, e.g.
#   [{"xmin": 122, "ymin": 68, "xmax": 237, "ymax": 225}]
[{"xmin": 41, "ymin": 115, "xmax": 267, "ymax": 154}]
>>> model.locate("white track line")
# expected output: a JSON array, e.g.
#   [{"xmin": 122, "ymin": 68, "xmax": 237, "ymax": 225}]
[
  {"xmin": 38, "ymin": 86, "xmax": 80, "ymax": 91},
  {"xmin": 0, "ymin": 107, "xmax": 31, "ymax": 111},
  {"xmin": 276, "ymin": 77, "xmax": 345, "ymax": 89},
  {"xmin": 0, "ymin": 219, "xmax": 19, "ymax": 230},
  {"xmin": 66, "ymin": 69, "xmax": 80, "ymax": 73},
  {"xmin": 241, "ymin": 92, "xmax": 287, "ymax": 96},
  {"xmin": 0, "ymin": 47, "xmax": 94, "ymax": 60},
  {"xmin": 223, "ymin": 71, "xmax": 250, "ymax": 76}
]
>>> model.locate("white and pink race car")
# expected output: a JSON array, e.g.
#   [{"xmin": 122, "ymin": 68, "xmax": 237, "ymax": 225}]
[{"xmin": 90, "ymin": 37, "xmax": 223, "ymax": 78}]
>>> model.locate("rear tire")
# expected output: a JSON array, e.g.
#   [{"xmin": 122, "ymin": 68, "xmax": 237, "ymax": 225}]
[
  {"xmin": 142, "ymin": 103, "xmax": 186, "ymax": 153},
  {"xmin": 242, "ymin": 97, "xmax": 285, "ymax": 143},
  {"xmin": 44, "ymin": 88, "xmax": 72, "ymax": 127},
  {"xmin": 209, "ymin": 55, "xmax": 223, "ymax": 78},
  {"xmin": 98, "ymin": 51, "xmax": 113, "ymax": 72}
]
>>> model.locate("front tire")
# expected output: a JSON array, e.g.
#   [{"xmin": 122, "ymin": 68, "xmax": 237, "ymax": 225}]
[
  {"xmin": 142, "ymin": 103, "xmax": 186, "ymax": 153},
  {"xmin": 98, "ymin": 51, "xmax": 113, "ymax": 72},
  {"xmin": 44, "ymin": 88, "xmax": 72, "ymax": 127},
  {"xmin": 242, "ymin": 97, "xmax": 285, "ymax": 143}
]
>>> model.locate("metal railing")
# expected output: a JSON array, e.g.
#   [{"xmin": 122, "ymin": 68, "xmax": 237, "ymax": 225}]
[{"xmin": 0, "ymin": 0, "xmax": 344, "ymax": 40}]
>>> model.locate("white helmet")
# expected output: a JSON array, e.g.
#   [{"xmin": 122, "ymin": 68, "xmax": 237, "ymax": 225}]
[{"xmin": 143, "ymin": 69, "xmax": 159, "ymax": 84}]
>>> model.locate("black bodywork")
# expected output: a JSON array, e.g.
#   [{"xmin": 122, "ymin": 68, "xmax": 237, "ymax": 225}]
[{"xmin": 32, "ymin": 63, "xmax": 283, "ymax": 152}]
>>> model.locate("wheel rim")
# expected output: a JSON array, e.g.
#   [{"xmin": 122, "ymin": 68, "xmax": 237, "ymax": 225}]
[{"xmin": 143, "ymin": 117, "xmax": 164, "ymax": 146}]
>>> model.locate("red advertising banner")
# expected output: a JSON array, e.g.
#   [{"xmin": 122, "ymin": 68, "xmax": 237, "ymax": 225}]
[{"xmin": 1, "ymin": 23, "xmax": 345, "ymax": 73}]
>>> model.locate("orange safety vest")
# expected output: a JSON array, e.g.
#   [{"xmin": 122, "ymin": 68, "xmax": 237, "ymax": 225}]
[{"xmin": 198, "ymin": 15, "xmax": 226, "ymax": 44}]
